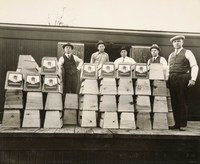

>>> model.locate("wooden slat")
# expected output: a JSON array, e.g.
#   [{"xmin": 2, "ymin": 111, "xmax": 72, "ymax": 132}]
[
  {"xmin": 135, "ymin": 79, "xmax": 151, "ymax": 95},
  {"xmin": 152, "ymin": 80, "xmax": 168, "ymax": 96},
  {"xmin": 118, "ymin": 95, "xmax": 134, "ymax": 112},
  {"xmin": 45, "ymin": 93, "xmax": 63, "ymax": 111},
  {"xmin": 118, "ymin": 79, "xmax": 134, "ymax": 95},
  {"xmin": 64, "ymin": 94, "xmax": 78, "ymax": 109},
  {"xmin": 75, "ymin": 126, "xmax": 94, "ymax": 134},
  {"xmin": 55, "ymin": 125, "xmax": 75, "ymax": 134},
  {"xmin": 25, "ymin": 92, "xmax": 43, "ymax": 110},
  {"xmin": 153, "ymin": 96, "xmax": 168, "ymax": 113},
  {"xmin": 4, "ymin": 90, "xmax": 23, "ymax": 109}
]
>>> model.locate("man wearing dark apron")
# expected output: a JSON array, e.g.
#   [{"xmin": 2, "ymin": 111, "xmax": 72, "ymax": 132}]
[{"xmin": 58, "ymin": 42, "xmax": 83, "ymax": 94}]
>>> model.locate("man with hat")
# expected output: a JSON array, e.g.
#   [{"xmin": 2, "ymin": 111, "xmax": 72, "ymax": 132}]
[
  {"xmin": 167, "ymin": 35, "xmax": 199, "ymax": 131},
  {"xmin": 90, "ymin": 40, "xmax": 109, "ymax": 70},
  {"xmin": 147, "ymin": 44, "xmax": 167, "ymax": 70},
  {"xmin": 58, "ymin": 42, "xmax": 83, "ymax": 93},
  {"xmin": 114, "ymin": 46, "xmax": 136, "ymax": 70}
]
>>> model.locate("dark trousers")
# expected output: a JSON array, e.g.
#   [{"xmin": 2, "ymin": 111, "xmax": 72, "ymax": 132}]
[
  {"xmin": 169, "ymin": 73, "xmax": 190, "ymax": 127},
  {"xmin": 64, "ymin": 73, "xmax": 78, "ymax": 94}
]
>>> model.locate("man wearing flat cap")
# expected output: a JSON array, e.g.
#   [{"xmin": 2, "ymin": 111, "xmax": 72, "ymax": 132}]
[
  {"xmin": 167, "ymin": 35, "xmax": 199, "ymax": 131},
  {"xmin": 58, "ymin": 42, "xmax": 83, "ymax": 93},
  {"xmin": 114, "ymin": 46, "xmax": 136, "ymax": 70},
  {"xmin": 147, "ymin": 44, "xmax": 167, "ymax": 70},
  {"xmin": 90, "ymin": 40, "xmax": 109, "ymax": 70}
]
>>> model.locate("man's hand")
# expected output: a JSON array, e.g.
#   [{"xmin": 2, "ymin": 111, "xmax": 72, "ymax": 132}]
[{"xmin": 188, "ymin": 80, "xmax": 195, "ymax": 87}]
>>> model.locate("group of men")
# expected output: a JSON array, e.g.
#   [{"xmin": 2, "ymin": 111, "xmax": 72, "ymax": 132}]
[{"xmin": 58, "ymin": 35, "xmax": 199, "ymax": 131}]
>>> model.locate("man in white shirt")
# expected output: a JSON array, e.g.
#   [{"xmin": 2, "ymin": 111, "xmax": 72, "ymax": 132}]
[
  {"xmin": 167, "ymin": 35, "xmax": 199, "ymax": 131},
  {"xmin": 114, "ymin": 46, "xmax": 136, "ymax": 70},
  {"xmin": 147, "ymin": 44, "xmax": 168, "ymax": 70},
  {"xmin": 90, "ymin": 40, "xmax": 109, "ymax": 70},
  {"xmin": 58, "ymin": 42, "xmax": 83, "ymax": 93}
]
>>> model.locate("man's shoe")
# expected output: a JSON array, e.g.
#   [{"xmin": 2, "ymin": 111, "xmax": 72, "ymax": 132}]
[
  {"xmin": 169, "ymin": 125, "xmax": 179, "ymax": 130},
  {"xmin": 179, "ymin": 127, "xmax": 187, "ymax": 131}
]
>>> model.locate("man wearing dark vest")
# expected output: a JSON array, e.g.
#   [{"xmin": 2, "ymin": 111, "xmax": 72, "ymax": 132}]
[
  {"xmin": 147, "ymin": 44, "xmax": 167, "ymax": 70},
  {"xmin": 58, "ymin": 42, "xmax": 83, "ymax": 93},
  {"xmin": 167, "ymin": 35, "xmax": 199, "ymax": 131}
]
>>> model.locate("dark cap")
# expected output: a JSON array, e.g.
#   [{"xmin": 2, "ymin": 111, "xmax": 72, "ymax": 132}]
[
  {"xmin": 120, "ymin": 46, "xmax": 128, "ymax": 52},
  {"xmin": 62, "ymin": 42, "xmax": 74, "ymax": 49},
  {"xmin": 150, "ymin": 44, "xmax": 161, "ymax": 52},
  {"xmin": 170, "ymin": 35, "xmax": 185, "ymax": 42},
  {"xmin": 96, "ymin": 40, "xmax": 105, "ymax": 48}
]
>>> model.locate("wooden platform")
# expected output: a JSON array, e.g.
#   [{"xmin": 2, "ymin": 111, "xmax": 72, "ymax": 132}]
[{"xmin": 0, "ymin": 121, "xmax": 199, "ymax": 164}]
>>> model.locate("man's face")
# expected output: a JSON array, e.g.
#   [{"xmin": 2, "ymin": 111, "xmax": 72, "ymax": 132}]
[
  {"xmin": 172, "ymin": 39, "xmax": 184, "ymax": 49},
  {"xmin": 120, "ymin": 50, "xmax": 127, "ymax": 58},
  {"xmin": 64, "ymin": 46, "xmax": 72, "ymax": 54},
  {"xmin": 97, "ymin": 44, "xmax": 105, "ymax": 52},
  {"xmin": 151, "ymin": 48, "xmax": 159, "ymax": 57}
]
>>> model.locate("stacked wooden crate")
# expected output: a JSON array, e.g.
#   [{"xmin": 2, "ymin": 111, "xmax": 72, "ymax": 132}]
[
  {"xmin": 79, "ymin": 63, "xmax": 98, "ymax": 127},
  {"xmin": 99, "ymin": 62, "xmax": 118, "ymax": 129},
  {"xmin": 134, "ymin": 63, "xmax": 152, "ymax": 130},
  {"xmin": 150, "ymin": 63, "xmax": 169, "ymax": 130},
  {"xmin": 63, "ymin": 94, "xmax": 78, "ymax": 125},
  {"xmin": 41, "ymin": 57, "xmax": 63, "ymax": 128},
  {"xmin": 117, "ymin": 63, "xmax": 135, "ymax": 129}
]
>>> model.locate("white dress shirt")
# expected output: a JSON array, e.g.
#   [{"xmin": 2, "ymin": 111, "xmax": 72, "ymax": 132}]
[{"xmin": 114, "ymin": 56, "xmax": 136, "ymax": 70}]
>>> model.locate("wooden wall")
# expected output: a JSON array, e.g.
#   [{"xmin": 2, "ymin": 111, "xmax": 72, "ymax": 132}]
[{"xmin": 0, "ymin": 24, "xmax": 200, "ymax": 121}]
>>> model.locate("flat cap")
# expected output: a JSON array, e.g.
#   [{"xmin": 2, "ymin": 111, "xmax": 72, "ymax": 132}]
[
  {"xmin": 62, "ymin": 42, "xmax": 74, "ymax": 49},
  {"xmin": 170, "ymin": 35, "xmax": 185, "ymax": 42},
  {"xmin": 96, "ymin": 40, "xmax": 105, "ymax": 47},
  {"xmin": 150, "ymin": 44, "xmax": 161, "ymax": 52}
]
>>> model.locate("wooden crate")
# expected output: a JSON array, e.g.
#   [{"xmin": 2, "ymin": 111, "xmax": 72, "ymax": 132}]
[
  {"xmin": 99, "ymin": 95, "xmax": 117, "ymax": 112},
  {"xmin": 2, "ymin": 110, "xmax": 21, "ymax": 127},
  {"xmin": 79, "ymin": 111, "xmax": 97, "ymax": 127},
  {"xmin": 25, "ymin": 92, "xmax": 43, "ymax": 110},
  {"xmin": 100, "ymin": 78, "xmax": 117, "ymax": 95},
  {"xmin": 80, "ymin": 63, "xmax": 97, "ymax": 80},
  {"xmin": 22, "ymin": 110, "xmax": 40, "ymax": 128},
  {"xmin": 64, "ymin": 94, "xmax": 78, "ymax": 110},
  {"xmin": 136, "ymin": 112, "xmax": 152, "ymax": 130},
  {"xmin": 79, "ymin": 95, "xmax": 98, "ymax": 111},
  {"xmin": 41, "ymin": 57, "xmax": 58, "ymax": 75},
  {"xmin": 42, "ymin": 75, "xmax": 61, "ymax": 93},
  {"xmin": 45, "ymin": 93, "xmax": 63, "ymax": 111},
  {"xmin": 100, "ymin": 112, "xmax": 118, "ymax": 129},
  {"xmin": 153, "ymin": 113, "xmax": 168, "ymax": 130},
  {"xmin": 63, "ymin": 109, "xmax": 77, "ymax": 125},
  {"xmin": 152, "ymin": 80, "xmax": 168, "ymax": 96},
  {"xmin": 44, "ymin": 111, "xmax": 63, "ymax": 128},
  {"xmin": 133, "ymin": 63, "xmax": 149, "ymax": 79},
  {"xmin": 119, "ymin": 112, "xmax": 136, "ymax": 129},
  {"xmin": 100, "ymin": 62, "xmax": 116, "ymax": 78},
  {"xmin": 118, "ymin": 79, "xmax": 134, "ymax": 95},
  {"xmin": 149, "ymin": 63, "xmax": 164, "ymax": 80},
  {"xmin": 5, "ymin": 71, "xmax": 23, "ymax": 90},
  {"xmin": 79, "ymin": 79, "xmax": 99, "ymax": 95},
  {"xmin": 118, "ymin": 95, "xmax": 134, "ymax": 112},
  {"xmin": 135, "ymin": 79, "xmax": 151, "ymax": 95},
  {"xmin": 117, "ymin": 63, "xmax": 132, "ymax": 79},
  {"xmin": 4, "ymin": 90, "xmax": 23, "ymax": 109},
  {"xmin": 153, "ymin": 96, "xmax": 168, "ymax": 113},
  {"xmin": 24, "ymin": 73, "xmax": 42, "ymax": 91},
  {"xmin": 136, "ymin": 96, "xmax": 151, "ymax": 113}
]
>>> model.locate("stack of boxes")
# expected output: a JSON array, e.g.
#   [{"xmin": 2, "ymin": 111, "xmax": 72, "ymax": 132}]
[
  {"xmin": 117, "ymin": 63, "xmax": 135, "ymax": 129},
  {"xmin": 150, "ymin": 63, "xmax": 169, "ymax": 130},
  {"xmin": 134, "ymin": 63, "xmax": 152, "ymax": 130},
  {"xmin": 99, "ymin": 62, "xmax": 118, "ymax": 128},
  {"xmin": 41, "ymin": 57, "xmax": 63, "ymax": 128},
  {"xmin": 79, "ymin": 63, "xmax": 98, "ymax": 127},
  {"xmin": 3, "ymin": 72, "xmax": 23, "ymax": 127}
]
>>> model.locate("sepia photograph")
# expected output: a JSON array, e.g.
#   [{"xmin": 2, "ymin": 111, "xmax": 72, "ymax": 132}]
[{"xmin": 0, "ymin": 0, "xmax": 200, "ymax": 163}]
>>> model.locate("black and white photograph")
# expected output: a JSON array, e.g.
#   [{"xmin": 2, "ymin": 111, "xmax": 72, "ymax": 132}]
[{"xmin": 0, "ymin": 0, "xmax": 200, "ymax": 163}]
